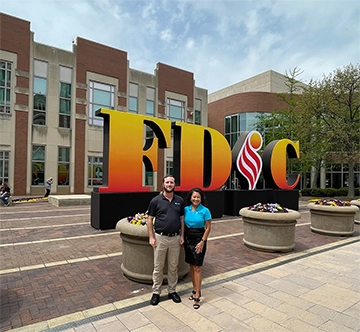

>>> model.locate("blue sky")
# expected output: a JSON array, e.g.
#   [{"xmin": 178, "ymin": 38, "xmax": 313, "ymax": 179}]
[{"xmin": 2, "ymin": 0, "xmax": 359, "ymax": 93}]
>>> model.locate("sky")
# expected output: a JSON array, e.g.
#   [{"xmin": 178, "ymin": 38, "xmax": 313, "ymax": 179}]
[{"xmin": 1, "ymin": 0, "xmax": 359, "ymax": 93}]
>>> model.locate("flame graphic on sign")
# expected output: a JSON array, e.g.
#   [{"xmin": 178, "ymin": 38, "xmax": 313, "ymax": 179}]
[{"xmin": 236, "ymin": 131, "xmax": 263, "ymax": 190}]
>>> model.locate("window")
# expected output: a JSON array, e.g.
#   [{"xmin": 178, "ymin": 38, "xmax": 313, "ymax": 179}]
[
  {"xmin": 166, "ymin": 161, "xmax": 173, "ymax": 176},
  {"xmin": 194, "ymin": 98, "xmax": 201, "ymax": 125},
  {"xmin": 0, "ymin": 60, "xmax": 12, "ymax": 114},
  {"xmin": 59, "ymin": 83, "xmax": 71, "ymax": 128},
  {"xmin": 129, "ymin": 83, "xmax": 138, "ymax": 113},
  {"xmin": 32, "ymin": 145, "xmax": 45, "ymax": 185},
  {"xmin": 145, "ymin": 172, "xmax": 153, "ymax": 186},
  {"xmin": 224, "ymin": 112, "xmax": 264, "ymax": 148},
  {"xmin": 88, "ymin": 156, "xmax": 103, "ymax": 186},
  {"xmin": 0, "ymin": 151, "xmax": 9, "ymax": 183},
  {"xmin": 58, "ymin": 147, "xmax": 70, "ymax": 185},
  {"xmin": 89, "ymin": 81, "xmax": 115, "ymax": 126},
  {"xmin": 167, "ymin": 99, "xmax": 184, "ymax": 122},
  {"xmin": 33, "ymin": 60, "xmax": 48, "ymax": 125},
  {"xmin": 59, "ymin": 66, "xmax": 72, "ymax": 128},
  {"xmin": 146, "ymin": 87, "xmax": 155, "ymax": 116}
]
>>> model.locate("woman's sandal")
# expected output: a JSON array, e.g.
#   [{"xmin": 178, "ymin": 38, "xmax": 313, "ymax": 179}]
[
  {"xmin": 193, "ymin": 298, "xmax": 200, "ymax": 309},
  {"xmin": 188, "ymin": 290, "xmax": 196, "ymax": 300},
  {"xmin": 189, "ymin": 290, "xmax": 201, "ymax": 300}
]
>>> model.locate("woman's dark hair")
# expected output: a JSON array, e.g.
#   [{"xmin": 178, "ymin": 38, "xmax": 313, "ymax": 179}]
[{"xmin": 186, "ymin": 187, "xmax": 208, "ymax": 206}]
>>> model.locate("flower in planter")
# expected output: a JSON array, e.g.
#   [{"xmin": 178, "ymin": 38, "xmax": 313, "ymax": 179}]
[
  {"xmin": 314, "ymin": 199, "xmax": 351, "ymax": 206},
  {"xmin": 308, "ymin": 198, "xmax": 320, "ymax": 203},
  {"xmin": 248, "ymin": 203, "xmax": 289, "ymax": 213},
  {"xmin": 127, "ymin": 212, "xmax": 148, "ymax": 225}
]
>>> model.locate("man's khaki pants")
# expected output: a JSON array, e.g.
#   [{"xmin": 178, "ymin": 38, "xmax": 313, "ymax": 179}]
[{"xmin": 152, "ymin": 233, "xmax": 180, "ymax": 294}]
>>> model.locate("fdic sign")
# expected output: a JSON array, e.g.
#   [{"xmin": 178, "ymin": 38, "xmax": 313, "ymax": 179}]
[{"xmin": 91, "ymin": 109, "xmax": 300, "ymax": 230}]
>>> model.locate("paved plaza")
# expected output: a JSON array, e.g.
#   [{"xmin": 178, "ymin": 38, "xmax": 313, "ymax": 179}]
[{"xmin": 0, "ymin": 198, "xmax": 359, "ymax": 331}]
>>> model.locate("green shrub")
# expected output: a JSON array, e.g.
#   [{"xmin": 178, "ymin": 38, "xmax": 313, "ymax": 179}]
[{"xmin": 300, "ymin": 187, "xmax": 360, "ymax": 197}]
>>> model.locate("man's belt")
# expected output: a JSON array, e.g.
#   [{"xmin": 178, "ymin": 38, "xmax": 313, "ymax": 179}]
[{"xmin": 155, "ymin": 230, "xmax": 179, "ymax": 237}]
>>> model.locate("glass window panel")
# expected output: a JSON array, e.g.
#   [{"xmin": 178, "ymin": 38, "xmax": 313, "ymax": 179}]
[
  {"xmin": 230, "ymin": 133, "xmax": 238, "ymax": 148},
  {"xmin": 225, "ymin": 117, "xmax": 230, "ymax": 134},
  {"xmin": 5, "ymin": 89, "xmax": 10, "ymax": 105},
  {"xmin": 146, "ymin": 100, "xmax": 154, "ymax": 115},
  {"xmin": 0, "ymin": 70, "xmax": 5, "ymax": 86},
  {"xmin": 332, "ymin": 164, "xmax": 342, "ymax": 171},
  {"xmin": 32, "ymin": 162, "xmax": 44, "ymax": 185},
  {"xmin": 0, "ymin": 151, "xmax": 10, "ymax": 184},
  {"xmin": 231, "ymin": 115, "xmax": 238, "ymax": 132},
  {"xmin": 59, "ymin": 115, "xmax": 70, "ymax": 128},
  {"xmin": 58, "ymin": 147, "xmax": 70, "ymax": 162},
  {"xmin": 88, "ymin": 156, "xmax": 103, "ymax": 186},
  {"xmin": 32, "ymin": 145, "xmax": 45, "ymax": 185},
  {"xmin": 240, "ymin": 113, "xmax": 246, "ymax": 131},
  {"xmin": 60, "ymin": 83, "xmax": 71, "ymax": 98},
  {"xmin": 166, "ymin": 161, "xmax": 173, "ymax": 176},
  {"xmin": 129, "ymin": 96, "xmax": 138, "ymax": 112},
  {"xmin": 58, "ymin": 164, "xmax": 69, "ymax": 185},
  {"xmin": 0, "ymin": 88, "xmax": 4, "ymax": 104},
  {"xmin": 195, "ymin": 110, "xmax": 201, "ymax": 124},
  {"xmin": 33, "ymin": 111, "xmax": 46, "ymax": 125},
  {"xmin": 59, "ymin": 100, "xmax": 71, "ymax": 114},
  {"xmin": 34, "ymin": 77, "xmax": 47, "ymax": 94},
  {"xmin": 33, "ymin": 94, "xmax": 46, "ymax": 110},
  {"xmin": 32, "ymin": 146, "xmax": 45, "ymax": 160},
  {"xmin": 93, "ymin": 89, "xmax": 111, "ymax": 105},
  {"xmin": 169, "ymin": 105, "xmax": 182, "ymax": 119}
]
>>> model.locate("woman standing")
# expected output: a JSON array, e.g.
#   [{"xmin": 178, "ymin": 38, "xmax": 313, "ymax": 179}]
[{"xmin": 184, "ymin": 187, "xmax": 212, "ymax": 309}]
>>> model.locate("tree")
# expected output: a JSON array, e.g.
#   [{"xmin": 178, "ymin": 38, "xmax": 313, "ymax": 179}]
[
  {"xmin": 257, "ymin": 67, "xmax": 330, "ymax": 189},
  {"xmin": 257, "ymin": 64, "xmax": 360, "ymax": 197},
  {"xmin": 301, "ymin": 63, "xmax": 360, "ymax": 197}
]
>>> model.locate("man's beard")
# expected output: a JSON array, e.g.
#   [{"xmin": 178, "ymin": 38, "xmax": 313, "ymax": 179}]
[{"xmin": 163, "ymin": 186, "xmax": 174, "ymax": 193}]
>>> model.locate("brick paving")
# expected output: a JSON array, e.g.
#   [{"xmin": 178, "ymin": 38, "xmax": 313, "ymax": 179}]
[{"xmin": 0, "ymin": 199, "xmax": 359, "ymax": 331}]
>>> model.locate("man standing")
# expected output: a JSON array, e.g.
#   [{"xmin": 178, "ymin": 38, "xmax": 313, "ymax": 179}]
[
  {"xmin": 146, "ymin": 175, "xmax": 185, "ymax": 306},
  {"xmin": 44, "ymin": 177, "xmax": 53, "ymax": 197}
]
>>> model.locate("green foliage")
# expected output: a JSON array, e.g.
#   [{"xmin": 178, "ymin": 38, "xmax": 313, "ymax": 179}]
[
  {"xmin": 301, "ymin": 187, "xmax": 360, "ymax": 197},
  {"xmin": 257, "ymin": 64, "xmax": 360, "ymax": 197}
]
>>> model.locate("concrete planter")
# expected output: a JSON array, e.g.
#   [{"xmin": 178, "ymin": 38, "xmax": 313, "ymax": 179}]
[
  {"xmin": 307, "ymin": 203, "xmax": 357, "ymax": 236},
  {"xmin": 116, "ymin": 218, "xmax": 189, "ymax": 284},
  {"xmin": 350, "ymin": 200, "xmax": 360, "ymax": 224},
  {"xmin": 239, "ymin": 208, "xmax": 300, "ymax": 252}
]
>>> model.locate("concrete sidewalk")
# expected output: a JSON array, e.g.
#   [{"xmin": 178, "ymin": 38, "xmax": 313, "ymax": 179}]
[
  {"xmin": 12, "ymin": 239, "xmax": 360, "ymax": 332},
  {"xmin": 1, "ymin": 199, "xmax": 359, "ymax": 331}
]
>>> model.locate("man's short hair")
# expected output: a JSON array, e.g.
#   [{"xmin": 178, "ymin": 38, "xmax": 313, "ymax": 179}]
[{"xmin": 162, "ymin": 175, "xmax": 175, "ymax": 183}]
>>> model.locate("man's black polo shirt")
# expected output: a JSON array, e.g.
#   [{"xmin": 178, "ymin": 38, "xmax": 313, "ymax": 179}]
[{"xmin": 147, "ymin": 193, "xmax": 185, "ymax": 234}]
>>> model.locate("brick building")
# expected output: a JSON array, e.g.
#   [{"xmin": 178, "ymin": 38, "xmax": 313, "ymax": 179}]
[{"xmin": 0, "ymin": 13, "xmax": 207, "ymax": 195}]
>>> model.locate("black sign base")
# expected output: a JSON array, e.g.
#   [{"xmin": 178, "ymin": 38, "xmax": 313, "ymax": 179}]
[{"xmin": 91, "ymin": 189, "xmax": 298, "ymax": 230}]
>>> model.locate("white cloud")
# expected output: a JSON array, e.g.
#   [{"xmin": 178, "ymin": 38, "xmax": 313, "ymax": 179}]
[{"xmin": 1, "ymin": 0, "xmax": 359, "ymax": 92}]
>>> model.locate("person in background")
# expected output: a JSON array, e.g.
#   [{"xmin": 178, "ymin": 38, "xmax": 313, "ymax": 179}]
[
  {"xmin": 146, "ymin": 175, "xmax": 185, "ymax": 306},
  {"xmin": 44, "ymin": 177, "xmax": 53, "ymax": 197},
  {"xmin": 184, "ymin": 187, "xmax": 212, "ymax": 309},
  {"xmin": 0, "ymin": 182, "xmax": 11, "ymax": 206}
]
